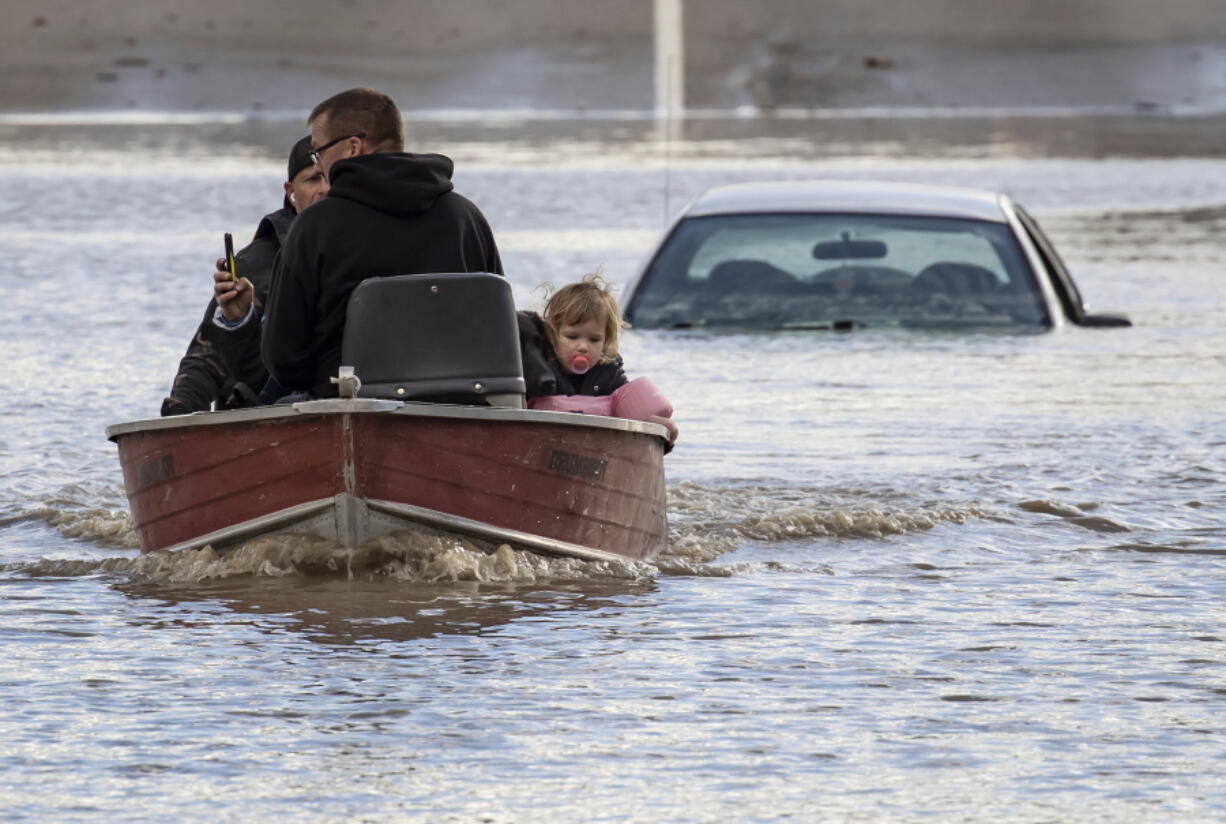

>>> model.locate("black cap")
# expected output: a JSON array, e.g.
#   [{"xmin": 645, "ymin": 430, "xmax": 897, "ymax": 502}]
[
  {"xmin": 287, "ymin": 135, "xmax": 314, "ymax": 182},
  {"xmin": 284, "ymin": 135, "xmax": 315, "ymax": 211}
]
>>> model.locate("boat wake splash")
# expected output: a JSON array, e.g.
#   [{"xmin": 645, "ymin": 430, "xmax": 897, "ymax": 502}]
[
  {"xmin": 661, "ymin": 480, "xmax": 993, "ymax": 566},
  {"xmin": 10, "ymin": 481, "xmax": 995, "ymax": 583},
  {"xmin": 6, "ymin": 530, "xmax": 653, "ymax": 585}
]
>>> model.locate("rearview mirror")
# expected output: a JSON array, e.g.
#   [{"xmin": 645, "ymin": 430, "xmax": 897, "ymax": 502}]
[{"xmin": 813, "ymin": 235, "xmax": 887, "ymax": 260}]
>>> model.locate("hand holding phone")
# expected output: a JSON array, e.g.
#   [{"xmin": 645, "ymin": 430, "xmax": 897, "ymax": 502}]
[{"xmin": 224, "ymin": 233, "xmax": 237, "ymax": 281}]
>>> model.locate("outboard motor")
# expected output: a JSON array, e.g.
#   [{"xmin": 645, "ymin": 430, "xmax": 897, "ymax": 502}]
[{"xmin": 339, "ymin": 272, "xmax": 526, "ymax": 407}]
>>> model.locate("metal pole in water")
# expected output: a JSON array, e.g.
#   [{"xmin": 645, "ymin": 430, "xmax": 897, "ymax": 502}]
[
  {"xmin": 654, "ymin": 0, "xmax": 684, "ymax": 225},
  {"xmin": 654, "ymin": 0, "xmax": 684, "ymax": 120}
]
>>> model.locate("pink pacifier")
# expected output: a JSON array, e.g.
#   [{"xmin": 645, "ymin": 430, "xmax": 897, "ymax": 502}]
[{"xmin": 570, "ymin": 355, "xmax": 591, "ymax": 374}]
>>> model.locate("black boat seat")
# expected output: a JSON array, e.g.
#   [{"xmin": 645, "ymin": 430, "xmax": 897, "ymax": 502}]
[{"xmin": 339, "ymin": 272, "xmax": 526, "ymax": 407}]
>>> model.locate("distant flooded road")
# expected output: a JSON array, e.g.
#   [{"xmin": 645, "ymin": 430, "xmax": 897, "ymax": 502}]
[{"xmin": 1, "ymin": 118, "xmax": 1223, "ymax": 822}]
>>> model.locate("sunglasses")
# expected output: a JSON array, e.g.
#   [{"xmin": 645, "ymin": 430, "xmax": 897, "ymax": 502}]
[{"xmin": 309, "ymin": 133, "xmax": 365, "ymax": 167}]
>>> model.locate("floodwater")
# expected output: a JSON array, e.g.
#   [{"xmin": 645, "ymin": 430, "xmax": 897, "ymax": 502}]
[{"xmin": 1, "ymin": 117, "xmax": 1224, "ymax": 822}]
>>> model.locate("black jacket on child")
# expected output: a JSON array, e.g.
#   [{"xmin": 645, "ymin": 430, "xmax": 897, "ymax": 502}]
[{"xmin": 262, "ymin": 152, "xmax": 503, "ymax": 398}]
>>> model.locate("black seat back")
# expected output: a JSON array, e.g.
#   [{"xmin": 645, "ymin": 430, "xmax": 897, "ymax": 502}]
[
  {"xmin": 708, "ymin": 259, "xmax": 802, "ymax": 293},
  {"xmin": 912, "ymin": 262, "xmax": 1000, "ymax": 295},
  {"xmin": 341, "ymin": 273, "xmax": 526, "ymax": 405}
]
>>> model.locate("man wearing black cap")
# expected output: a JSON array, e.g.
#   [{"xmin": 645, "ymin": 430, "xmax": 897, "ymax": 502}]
[
  {"xmin": 160, "ymin": 136, "xmax": 326, "ymax": 415},
  {"xmin": 261, "ymin": 87, "xmax": 503, "ymax": 399}
]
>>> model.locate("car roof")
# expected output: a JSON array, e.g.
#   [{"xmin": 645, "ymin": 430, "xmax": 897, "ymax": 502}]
[{"xmin": 684, "ymin": 180, "xmax": 1010, "ymax": 223}]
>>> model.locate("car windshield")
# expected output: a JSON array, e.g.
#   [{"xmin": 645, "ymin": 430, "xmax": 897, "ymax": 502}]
[{"xmin": 626, "ymin": 213, "xmax": 1050, "ymax": 330}]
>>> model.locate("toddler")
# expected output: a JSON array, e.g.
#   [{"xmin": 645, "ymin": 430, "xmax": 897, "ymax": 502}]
[{"xmin": 525, "ymin": 274, "xmax": 677, "ymax": 444}]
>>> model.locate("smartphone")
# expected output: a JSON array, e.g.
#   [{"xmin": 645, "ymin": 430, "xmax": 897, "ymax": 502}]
[{"xmin": 224, "ymin": 233, "xmax": 237, "ymax": 281}]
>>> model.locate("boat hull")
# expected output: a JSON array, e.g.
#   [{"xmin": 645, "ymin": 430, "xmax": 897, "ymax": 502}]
[{"xmin": 108, "ymin": 400, "xmax": 668, "ymax": 563}]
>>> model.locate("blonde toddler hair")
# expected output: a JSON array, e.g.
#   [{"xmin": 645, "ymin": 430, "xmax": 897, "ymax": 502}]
[{"xmin": 542, "ymin": 273, "xmax": 627, "ymax": 362}]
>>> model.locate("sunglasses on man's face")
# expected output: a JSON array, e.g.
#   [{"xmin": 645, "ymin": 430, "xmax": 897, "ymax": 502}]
[{"xmin": 309, "ymin": 133, "xmax": 365, "ymax": 167}]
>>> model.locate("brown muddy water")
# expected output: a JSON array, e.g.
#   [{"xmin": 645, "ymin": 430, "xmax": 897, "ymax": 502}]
[{"xmin": 0, "ymin": 116, "xmax": 1224, "ymax": 822}]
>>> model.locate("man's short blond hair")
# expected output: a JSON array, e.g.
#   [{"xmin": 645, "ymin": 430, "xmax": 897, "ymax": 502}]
[{"xmin": 309, "ymin": 87, "xmax": 404, "ymax": 152}]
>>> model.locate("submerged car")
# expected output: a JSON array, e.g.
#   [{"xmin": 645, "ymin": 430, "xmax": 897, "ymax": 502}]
[{"xmin": 624, "ymin": 180, "xmax": 1130, "ymax": 331}]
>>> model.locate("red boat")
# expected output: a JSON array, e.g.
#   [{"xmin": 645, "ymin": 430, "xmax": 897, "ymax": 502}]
[
  {"xmin": 107, "ymin": 400, "xmax": 669, "ymax": 563},
  {"xmin": 108, "ymin": 272, "xmax": 669, "ymax": 563}
]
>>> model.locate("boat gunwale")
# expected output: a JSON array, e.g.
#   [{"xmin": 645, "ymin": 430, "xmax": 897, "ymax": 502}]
[{"xmin": 106, "ymin": 398, "xmax": 670, "ymax": 441}]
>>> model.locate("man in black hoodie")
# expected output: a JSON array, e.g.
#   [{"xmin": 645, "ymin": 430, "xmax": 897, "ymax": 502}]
[{"xmin": 261, "ymin": 87, "xmax": 503, "ymax": 399}]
